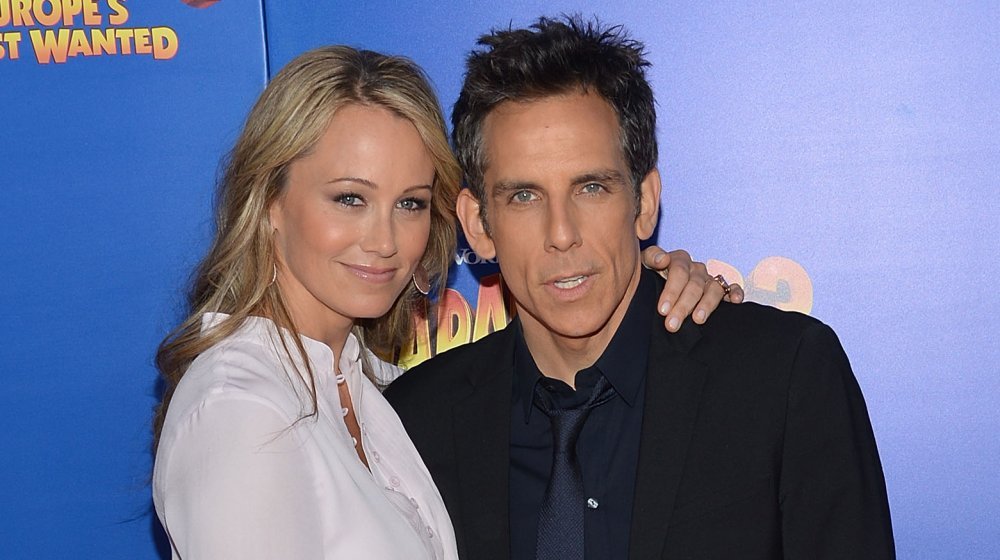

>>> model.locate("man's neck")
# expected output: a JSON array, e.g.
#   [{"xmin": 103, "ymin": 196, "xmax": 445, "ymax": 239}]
[{"xmin": 517, "ymin": 265, "xmax": 642, "ymax": 388}]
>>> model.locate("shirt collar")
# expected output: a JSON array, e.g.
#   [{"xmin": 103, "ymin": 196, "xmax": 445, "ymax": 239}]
[
  {"xmin": 513, "ymin": 268, "xmax": 656, "ymax": 422},
  {"xmin": 201, "ymin": 312, "xmax": 363, "ymax": 384}
]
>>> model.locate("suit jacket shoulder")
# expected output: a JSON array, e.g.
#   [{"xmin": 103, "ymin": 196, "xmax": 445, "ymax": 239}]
[{"xmin": 384, "ymin": 323, "xmax": 516, "ymax": 407}]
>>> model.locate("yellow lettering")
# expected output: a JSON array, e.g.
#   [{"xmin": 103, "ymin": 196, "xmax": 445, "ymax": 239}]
[
  {"xmin": 435, "ymin": 289, "xmax": 472, "ymax": 355},
  {"xmin": 0, "ymin": 32, "xmax": 22, "ymax": 59},
  {"xmin": 61, "ymin": 0, "xmax": 81, "ymax": 25},
  {"xmin": 80, "ymin": 0, "xmax": 98, "ymax": 25},
  {"xmin": 33, "ymin": 0, "xmax": 60, "ymax": 26},
  {"xmin": 472, "ymin": 273, "xmax": 510, "ymax": 341},
  {"xmin": 132, "ymin": 27, "xmax": 150, "ymax": 54},
  {"xmin": 106, "ymin": 0, "xmax": 126, "ymax": 25},
  {"xmin": 28, "ymin": 28, "xmax": 69, "ymax": 63},
  {"xmin": 87, "ymin": 26, "xmax": 113, "ymax": 54},
  {"xmin": 115, "ymin": 27, "xmax": 133, "ymax": 54},
  {"xmin": 151, "ymin": 26, "xmax": 177, "ymax": 60},
  {"xmin": 747, "ymin": 256, "xmax": 813, "ymax": 314},
  {"xmin": 398, "ymin": 300, "xmax": 432, "ymax": 369},
  {"xmin": 0, "ymin": 0, "xmax": 10, "ymax": 26},
  {"xmin": 66, "ymin": 27, "xmax": 91, "ymax": 56},
  {"xmin": 13, "ymin": 0, "xmax": 34, "ymax": 26}
]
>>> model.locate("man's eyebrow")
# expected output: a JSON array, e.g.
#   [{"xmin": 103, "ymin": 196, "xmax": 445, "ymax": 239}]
[{"xmin": 571, "ymin": 169, "xmax": 628, "ymax": 186}]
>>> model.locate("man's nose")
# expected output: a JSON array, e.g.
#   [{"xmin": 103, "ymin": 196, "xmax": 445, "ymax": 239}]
[{"xmin": 544, "ymin": 199, "xmax": 582, "ymax": 252}]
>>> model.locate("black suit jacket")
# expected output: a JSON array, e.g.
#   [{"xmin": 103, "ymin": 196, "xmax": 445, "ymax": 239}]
[{"xmin": 385, "ymin": 296, "xmax": 895, "ymax": 559}]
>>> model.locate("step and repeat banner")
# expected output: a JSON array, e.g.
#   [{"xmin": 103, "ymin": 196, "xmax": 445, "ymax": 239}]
[{"xmin": 2, "ymin": 1, "xmax": 997, "ymax": 558}]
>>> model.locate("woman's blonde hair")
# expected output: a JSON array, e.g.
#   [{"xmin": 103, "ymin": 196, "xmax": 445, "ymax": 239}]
[{"xmin": 153, "ymin": 46, "xmax": 459, "ymax": 446}]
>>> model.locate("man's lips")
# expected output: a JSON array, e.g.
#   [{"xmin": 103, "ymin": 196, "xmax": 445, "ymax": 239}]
[
  {"xmin": 552, "ymin": 275, "xmax": 588, "ymax": 290},
  {"xmin": 544, "ymin": 270, "xmax": 596, "ymax": 292}
]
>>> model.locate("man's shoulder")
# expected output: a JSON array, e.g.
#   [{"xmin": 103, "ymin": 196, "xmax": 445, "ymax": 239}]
[
  {"xmin": 700, "ymin": 300, "xmax": 831, "ymax": 345},
  {"xmin": 683, "ymin": 301, "xmax": 846, "ymax": 377},
  {"xmin": 384, "ymin": 323, "xmax": 515, "ymax": 402}
]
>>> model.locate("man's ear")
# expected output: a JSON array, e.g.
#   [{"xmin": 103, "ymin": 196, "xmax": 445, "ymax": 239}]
[
  {"xmin": 634, "ymin": 168, "xmax": 661, "ymax": 241},
  {"xmin": 456, "ymin": 189, "xmax": 497, "ymax": 259}
]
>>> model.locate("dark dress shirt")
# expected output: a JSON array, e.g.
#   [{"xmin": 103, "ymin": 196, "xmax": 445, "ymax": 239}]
[{"xmin": 509, "ymin": 270, "xmax": 655, "ymax": 560}]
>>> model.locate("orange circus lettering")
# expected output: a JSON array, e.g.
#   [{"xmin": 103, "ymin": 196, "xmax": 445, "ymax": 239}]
[
  {"xmin": 398, "ymin": 299, "xmax": 432, "ymax": 370},
  {"xmin": 472, "ymin": 273, "xmax": 509, "ymax": 341},
  {"xmin": 747, "ymin": 256, "xmax": 813, "ymax": 314},
  {"xmin": 707, "ymin": 256, "xmax": 814, "ymax": 314},
  {"xmin": 435, "ymin": 289, "xmax": 473, "ymax": 355}
]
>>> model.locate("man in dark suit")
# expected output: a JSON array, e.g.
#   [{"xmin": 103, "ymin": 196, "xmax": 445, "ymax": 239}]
[{"xmin": 385, "ymin": 16, "xmax": 894, "ymax": 560}]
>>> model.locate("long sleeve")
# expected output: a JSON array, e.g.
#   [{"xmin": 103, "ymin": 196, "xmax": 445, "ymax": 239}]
[
  {"xmin": 157, "ymin": 395, "xmax": 324, "ymax": 559},
  {"xmin": 779, "ymin": 322, "xmax": 895, "ymax": 559}
]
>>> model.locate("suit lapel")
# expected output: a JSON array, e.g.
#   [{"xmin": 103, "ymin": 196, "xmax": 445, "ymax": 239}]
[
  {"xmin": 452, "ymin": 328, "xmax": 515, "ymax": 560},
  {"xmin": 629, "ymin": 320, "xmax": 708, "ymax": 558}
]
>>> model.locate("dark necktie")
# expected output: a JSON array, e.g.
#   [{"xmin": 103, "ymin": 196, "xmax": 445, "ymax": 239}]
[{"xmin": 534, "ymin": 375, "xmax": 616, "ymax": 560}]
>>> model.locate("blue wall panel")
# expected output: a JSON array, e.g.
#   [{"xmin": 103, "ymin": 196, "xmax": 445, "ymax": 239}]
[
  {"xmin": 1, "ymin": 1, "xmax": 267, "ymax": 557},
  {"xmin": 1, "ymin": 1, "xmax": 997, "ymax": 557}
]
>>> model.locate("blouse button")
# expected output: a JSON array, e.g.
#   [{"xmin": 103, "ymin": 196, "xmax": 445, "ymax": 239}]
[
  {"xmin": 426, "ymin": 526, "xmax": 434, "ymax": 538},
  {"xmin": 409, "ymin": 497, "xmax": 419, "ymax": 509},
  {"xmin": 372, "ymin": 451, "xmax": 381, "ymax": 463},
  {"xmin": 390, "ymin": 476, "xmax": 400, "ymax": 487}
]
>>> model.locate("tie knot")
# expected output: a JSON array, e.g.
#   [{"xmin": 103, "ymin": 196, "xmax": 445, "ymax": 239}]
[{"xmin": 534, "ymin": 376, "xmax": 614, "ymax": 453}]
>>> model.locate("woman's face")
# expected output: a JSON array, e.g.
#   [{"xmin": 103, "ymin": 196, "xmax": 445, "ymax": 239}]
[{"xmin": 269, "ymin": 103, "xmax": 434, "ymax": 340}]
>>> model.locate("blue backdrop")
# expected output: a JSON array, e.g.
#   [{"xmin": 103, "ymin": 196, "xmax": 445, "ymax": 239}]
[{"xmin": 1, "ymin": 1, "xmax": 997, "ymax": 558}]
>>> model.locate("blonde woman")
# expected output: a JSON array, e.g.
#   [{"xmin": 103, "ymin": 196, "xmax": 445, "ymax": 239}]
[{"xmin": 152, "ymin": 46, "xmax": 737, "ymax": 559}]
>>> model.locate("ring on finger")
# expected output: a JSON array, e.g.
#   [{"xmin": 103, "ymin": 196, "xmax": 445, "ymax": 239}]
[{"xmin": 713, "ymin": 274, "xmax": 731, "ymax": 296}]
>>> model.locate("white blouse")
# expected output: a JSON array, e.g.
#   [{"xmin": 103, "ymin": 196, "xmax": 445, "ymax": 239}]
[{"xmin": 153, "ymin": 313, "xmax": 458, "ymax": 560}]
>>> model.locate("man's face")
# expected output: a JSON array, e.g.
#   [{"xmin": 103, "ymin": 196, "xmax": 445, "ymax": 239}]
[{"xmin": 458, "ymin": 90, "xmax": 660, "ymax": 346}]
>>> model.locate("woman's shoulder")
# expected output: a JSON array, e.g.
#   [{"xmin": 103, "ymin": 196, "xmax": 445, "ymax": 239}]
[{"xmin": 166, "ymin": 324, "xmax": 313, "ymax": 429}]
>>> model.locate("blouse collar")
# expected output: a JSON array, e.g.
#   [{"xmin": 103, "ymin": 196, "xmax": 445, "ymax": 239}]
[{"xmin": 201, "ymin": 312, "xmax": 363, "ymax": 382}]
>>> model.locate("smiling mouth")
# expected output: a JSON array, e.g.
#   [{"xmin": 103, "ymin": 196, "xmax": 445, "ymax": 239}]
[
  {"xmin": 552, "ymin": 275, "xmax": 587, "ymax": 289},
  {"xmin": 345, "ymin": 264, "xmax": 397, "ymax": 283}
]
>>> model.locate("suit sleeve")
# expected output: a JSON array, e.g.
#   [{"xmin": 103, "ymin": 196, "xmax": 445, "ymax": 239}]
[{"xmin": 779, "ymin": 322, "xmax": 895, "ymax": 559}]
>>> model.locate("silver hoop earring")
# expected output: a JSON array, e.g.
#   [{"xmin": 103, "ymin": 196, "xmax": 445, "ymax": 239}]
[
  {"xmin": 411, "ymin": 265, "xmax": 430, "ymax": 296},
  {"xmin": 269, "ymin": 263, "xmax": 277, "ymax": 286}
]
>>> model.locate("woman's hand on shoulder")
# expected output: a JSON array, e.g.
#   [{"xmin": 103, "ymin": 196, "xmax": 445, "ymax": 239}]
[{"xmin": 641, "ymin": 246, "xmax": 745, "ymax": 332}]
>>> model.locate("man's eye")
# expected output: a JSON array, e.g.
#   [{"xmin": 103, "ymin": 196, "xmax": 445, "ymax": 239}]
[
  {"xmin": 581, "ymin": 182, "xmax": 605, "ymax": 194},
  {"xmin": 335, "ymin": 193, "xmax": 364, "ymax": 206},
  {"xmin": 512, "ymin": 190, "xmax": 537, "ymax": 203}
]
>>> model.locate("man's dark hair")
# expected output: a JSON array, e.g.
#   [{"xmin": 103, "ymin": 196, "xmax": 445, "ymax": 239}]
[{"xmin": 452, "ymin": 15, "xmax": 657, "ymax": 222}]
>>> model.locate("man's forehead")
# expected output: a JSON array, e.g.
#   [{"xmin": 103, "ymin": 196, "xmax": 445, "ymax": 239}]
[{"xmin": 480, "ymin": 92, "xmax": 626, "ymax": 181}]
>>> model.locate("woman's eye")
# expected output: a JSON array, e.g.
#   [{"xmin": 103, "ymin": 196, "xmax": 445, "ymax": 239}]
[
  {"xmin": 398, "ymin": 198, "xmax": 429, "ymax": 212},
  {"xmin": 335, "ymin": 193, "xmax": 364, "ymax": 207}
]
